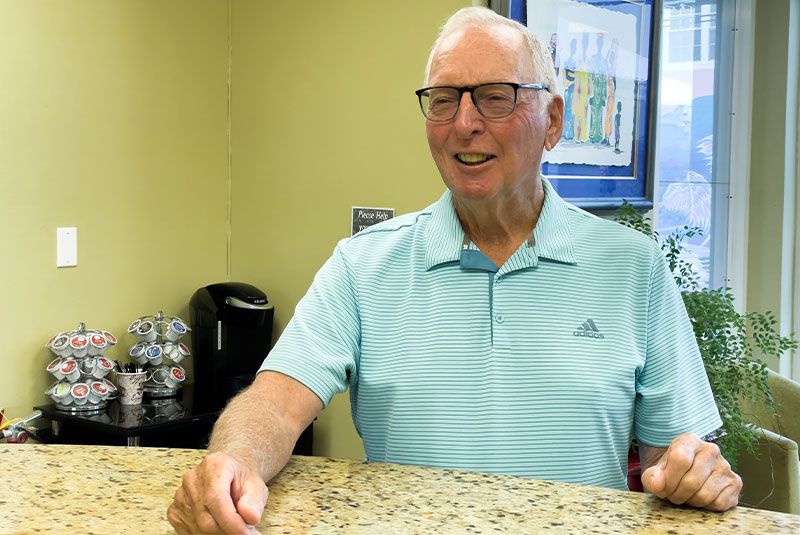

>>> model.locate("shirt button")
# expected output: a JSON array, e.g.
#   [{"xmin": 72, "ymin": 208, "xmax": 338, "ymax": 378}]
[{"xmin": 495, "ymin": 314, "xmax": 504, "ymax": 324}]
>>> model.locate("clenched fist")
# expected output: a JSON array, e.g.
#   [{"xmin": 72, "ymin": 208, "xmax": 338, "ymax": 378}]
[{"xmin": 642, "ymin": 433, "xmax": 742, "ymax": 511}]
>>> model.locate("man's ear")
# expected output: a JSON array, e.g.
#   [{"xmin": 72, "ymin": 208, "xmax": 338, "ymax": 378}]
[{"xmin": 543, "ymin": 95, "xmax": 564, "ymax": 152}]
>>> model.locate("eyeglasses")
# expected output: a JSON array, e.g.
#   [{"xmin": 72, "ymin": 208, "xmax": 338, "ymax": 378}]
[{"xmin": 415, "ymin": 82, "xmax": 549, "ymax": 122}]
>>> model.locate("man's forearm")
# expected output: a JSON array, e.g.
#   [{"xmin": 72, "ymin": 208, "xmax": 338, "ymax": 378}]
[{"xmin": 206, "ymin": 371, "xmax": 323, "ymax": 482}]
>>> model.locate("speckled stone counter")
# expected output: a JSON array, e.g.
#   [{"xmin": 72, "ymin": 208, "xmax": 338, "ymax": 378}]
[{"xmin": 1, "ymin": 444, "xmax": 798, "ymax": 534}]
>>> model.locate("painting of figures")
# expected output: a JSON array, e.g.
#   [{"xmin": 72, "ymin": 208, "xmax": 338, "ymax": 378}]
[
  {"xmin": 530, "ymin": 1, "xmax": 639, "ymax": 167},
  {"xmin": 516, "ymin": 0, "xmax": 656, "ymax": 208}
]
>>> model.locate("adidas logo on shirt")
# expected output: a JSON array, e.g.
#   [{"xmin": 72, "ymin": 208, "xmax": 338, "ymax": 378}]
[{"xmin": 573, "ymin": 319, "xmax": 605, "ymax": 339}]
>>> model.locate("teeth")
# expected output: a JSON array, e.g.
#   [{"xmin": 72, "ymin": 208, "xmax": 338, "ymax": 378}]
[{"xmin": 457, "ymin": 153, "xmax": 491, "ymax": 164}]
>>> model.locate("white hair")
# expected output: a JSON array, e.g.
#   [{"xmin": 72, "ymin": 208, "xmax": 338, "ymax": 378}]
[{"xmin": 423, "ymin": 6, "xmax": 558, "ymax": 99}]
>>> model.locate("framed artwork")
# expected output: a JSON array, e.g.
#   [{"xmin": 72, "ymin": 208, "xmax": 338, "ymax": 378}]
[{"xmin": 508, "ymin": 0, "xmax": 660, "ymax": 209}]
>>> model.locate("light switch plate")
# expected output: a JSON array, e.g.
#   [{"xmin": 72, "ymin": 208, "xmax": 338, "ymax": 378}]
[{"xmin": 57, "ymin": 227, "xmax": 77, "ymax": 267}]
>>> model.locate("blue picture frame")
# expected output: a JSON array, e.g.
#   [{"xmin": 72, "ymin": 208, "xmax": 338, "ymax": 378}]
[{"xmin": 509, "ymin": 0, "xmax": 659, "ymax": 209}]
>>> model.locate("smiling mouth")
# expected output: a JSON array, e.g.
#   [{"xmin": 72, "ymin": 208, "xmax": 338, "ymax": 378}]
[{"xmin": 456, "ymin": 153, "xmax": 494, "ymax": 166}]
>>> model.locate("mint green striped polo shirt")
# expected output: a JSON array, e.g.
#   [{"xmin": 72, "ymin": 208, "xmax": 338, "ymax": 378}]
[{"xmin": 260, "ymin": 177, "xmax": 721, "ymax": 490}]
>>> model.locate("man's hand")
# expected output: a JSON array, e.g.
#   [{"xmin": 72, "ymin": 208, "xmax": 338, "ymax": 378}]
[
  {"xmin": 167, "ymin": 451, "xmax": 268, "ymax": 534},
  {"xmin": 641, "ymin": 433, "xmax": 742, "ymax": 512}
]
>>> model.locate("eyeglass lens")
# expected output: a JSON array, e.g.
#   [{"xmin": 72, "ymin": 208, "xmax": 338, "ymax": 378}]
[{"xmin": 420, "ymin": 84, "xmax": 517, "ymax": 121}]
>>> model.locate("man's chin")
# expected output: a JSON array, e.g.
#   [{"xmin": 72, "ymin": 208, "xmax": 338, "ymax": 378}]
[{"xmin": 446, "ymin": 184, "xmax": 499, "ymax": 203}]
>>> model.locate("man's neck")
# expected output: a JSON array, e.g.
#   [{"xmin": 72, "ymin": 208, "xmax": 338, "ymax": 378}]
[{"xmin": 454, "ymin": 178, "xmax": 545, "ymax": 268}]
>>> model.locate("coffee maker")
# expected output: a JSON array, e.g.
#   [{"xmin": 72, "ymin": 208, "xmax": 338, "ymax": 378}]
[{"xmin": 189, "ymin": 282, "xmax": 274, "ymax": 413}]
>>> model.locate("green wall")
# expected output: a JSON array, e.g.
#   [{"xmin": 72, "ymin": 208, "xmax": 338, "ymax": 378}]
[
  {"xmin": 0, "ymin": 1, "xmax": 229, "ymax": 419},
  {"xmin": 229, "ymin": 0, "xmax": 470, "ymax": 459},
  {"xmin": 747, "ymin": 0, "xmax": 791, "ymax": 370}
]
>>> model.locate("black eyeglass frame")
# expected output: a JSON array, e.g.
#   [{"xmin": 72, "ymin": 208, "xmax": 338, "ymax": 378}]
[{"xmin": 415, "ymin": 82, "xmax": 549, "ymax": 122}]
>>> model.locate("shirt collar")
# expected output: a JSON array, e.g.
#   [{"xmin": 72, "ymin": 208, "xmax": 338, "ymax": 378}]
[{"xmin": 424, "ymin": 176, "xmax": 577, "ymax": 271}]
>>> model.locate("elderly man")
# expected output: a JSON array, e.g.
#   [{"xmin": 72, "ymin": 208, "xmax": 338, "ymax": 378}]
[{"xmin": 168, "ymin": 7, "xmax": 741, "ymax": 534}]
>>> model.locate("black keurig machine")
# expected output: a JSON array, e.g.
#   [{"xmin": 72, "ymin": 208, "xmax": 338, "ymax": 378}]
[{"xmin": 189, "ymin": 282, "xmax": 273, "ymax": 413}]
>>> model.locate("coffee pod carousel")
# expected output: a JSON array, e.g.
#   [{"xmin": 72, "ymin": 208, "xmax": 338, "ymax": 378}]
[
  {"xmin": 44, "ymin": 323, "xmax": 118, "ymax": 412},
  {"xmin": 126, "ymin": 311, "xmax": 190, "ymax": 399}
]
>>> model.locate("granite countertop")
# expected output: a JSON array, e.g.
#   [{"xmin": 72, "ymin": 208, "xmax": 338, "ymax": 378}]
[{"xmin": 1, "ymin": 443, "xmax": 798, "ymax": 534}]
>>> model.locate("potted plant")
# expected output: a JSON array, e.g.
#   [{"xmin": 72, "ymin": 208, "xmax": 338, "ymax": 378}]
[{"xmin": 614, "ymin": 201, "xmax": 797, "ymax": 473}]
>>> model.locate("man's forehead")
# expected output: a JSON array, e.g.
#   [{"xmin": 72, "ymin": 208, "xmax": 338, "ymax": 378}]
[{"xmin": 428, "ymin": 24, "xmax": 531, "ymax": 85}]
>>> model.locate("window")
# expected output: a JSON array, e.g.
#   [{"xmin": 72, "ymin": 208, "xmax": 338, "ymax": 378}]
[
  {"xmin": 503, "ymin": 0, "xmax": 743, "ymax": 293},
  {"xmin": 656, "ymin": 0, "xmax": 732, "ymax": 291}
]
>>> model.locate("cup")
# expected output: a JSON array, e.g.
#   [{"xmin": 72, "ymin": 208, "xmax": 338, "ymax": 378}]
[
  {"xmin": 88, "ymin": 334, "xmax": 108, "ymax": 356},
  {"xmin": 164, "ymin": 343, "xmax": 187, "ymax": 362},
  {"xmin": 71, "ymin": 383, "xmax": 90, "ymax": 405},
  {"xmin": 47, "ymin": 357, "xmax": 64, "ymax": 380},
  {"xmin": 45, "ymin": 333, "xmax": 63, "ymax": 349},
  {"xmin": 145, "ymin": 344, "xmax": 163, "ymax": 366},
  {"xmin": 88, "ymin": 381, "xmax": 109, "ymax": 404},
  {"xmin": 135, "ymin": 321, "xmax": 157, "ymax": 342},
  {"xmin": 60, "ymin": 359, "xmax": 80, "ymax": 382},
  {"xmin": 128, "ymin": 342, "xmax": 148, "ymax": 365},
  {"xmin": 102, "ymin": 378, "xmax": 118, "ymax": 399},
  {"xmin": 44, "ymin": 382, "xmax": 58, "ymax": 398},
  {"xmin": 50, "ymin": 382, "xmax": 74, "ymax": 405},
  {"xmin": 127, "ymin": 319, "xmax": 142, "ymax": 335},
  {"xmin": 70, "ymin": 335, "xmax": 89, "ymax": 358},
  {"xmin": 94, "ymin": 356, "xmax": 114, "ymax": 378},
  {"xmin": 164, "ymin": 319, "xmax": 189, "ymax": 342},
  {"xmin": 102, "ymin": 331, "xmax": 117, "ymax": 346},
  {"xmin": 52, "ymin": 335, "xmax": 72, "ymax": 358},
  {"xmin": 164, "ymin": 365, "xmax": 186, "ymax": 388},
  {"xmin": 116, "ymin": 371, "xmax": 146, "ymax": 405}
]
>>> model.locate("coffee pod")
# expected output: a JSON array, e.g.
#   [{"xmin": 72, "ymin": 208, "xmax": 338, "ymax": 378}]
[
  {"xmin": 145, "ymin": 344, "xmax": 163, "ymax": 366},
  {"xmin": 94, "ymin": 356, "xmax": 114, "ymax": 378},
  {"xmin": 88, "ymin": 334, "xmax": 108, "ymax": 356},
  {"xmin": 60, "ymin": 359, "xmax": 80, "ymax": 382},
  {"xmin": 164, "ymin": 319, "xmax": 189, "ymax": 342},
  {"xmin": 164, "ymin": 365, "xmax": 186, "ymax": 388},
  {"xmin": 51, "ymin": 382, "xmax": 74, "ymax": 405},
  {"xmin": 102, "ymin": 378, "xmax": 118, "ymax": 398},
  {"xmin": 47, "ymin": 357, "xmax": 64, "ymax": 380},
  {"xmin": 170, "ymin": 342, "xmax": 190, "ymax": 364},
  {"xmin": 128, "ymin": 343, "xmax": 147, "ymax": 365},
  {"xmin": 52, "ymin": 335, "xmax": 72, "ymax": 358},
  {"xmin": 88, "ymin": 381, "xmax": 109, "ymax": 404},
  {"xmin": 45, "ymin": 333, "xmax": 63, "ymax": 349},
  {"xmin": 102, "ymin": 331, "xmax": 117, "ymax": 346},
  {"xmin": 135, "ymin": 321, "xmax": 157, "ymax": 342},
  {"xmin": 163, "ymin": 343, "xmax": 178, "ymax": 360},
  {"xmin": 127, "ymin": 319, "xmax": 142, "ymax": 334},
  {"xmin": 71, "ymin": 383, "xmax": 90, "ymax": 405},
  {"xmin": 70, "ymin": 335, "xmax": 89, "ymax": 358}
]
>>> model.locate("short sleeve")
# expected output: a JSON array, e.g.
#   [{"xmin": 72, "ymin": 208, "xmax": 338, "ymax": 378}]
[
  {"xmin": 633, "ymin": 245, "xmax": 722, "ymax": 447},
  {"xmin": 258, "ymin": 242, "xmax": 360, "ymax": 407}
]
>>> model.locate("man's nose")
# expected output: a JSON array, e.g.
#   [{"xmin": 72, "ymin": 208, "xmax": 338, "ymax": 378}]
[{"xmin": 453, "ymin": 91, "xmax": 485, "ymax": 137}]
